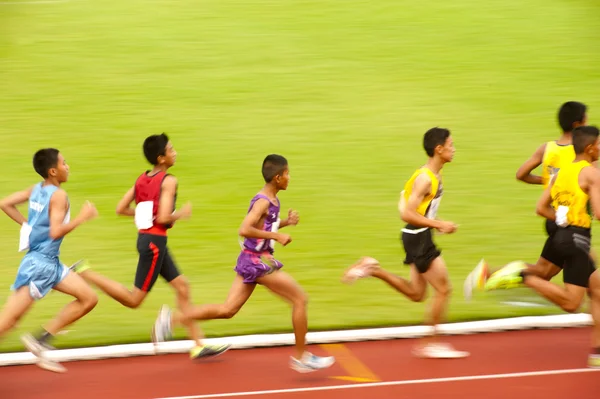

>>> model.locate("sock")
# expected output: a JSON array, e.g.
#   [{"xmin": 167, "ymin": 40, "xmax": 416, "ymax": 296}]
[{"xmin": 37, "ymin": 329, "xmax": 54, "ymax": 344}]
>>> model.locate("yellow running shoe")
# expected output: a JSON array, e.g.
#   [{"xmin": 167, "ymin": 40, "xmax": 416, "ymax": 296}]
[
  {"xmin": 190, "ymin": 344, "xmax": 231, "ymax": 360},
  {"xmin": 484, "ymin": 260, "xmax": 527, "ymax": 291}
]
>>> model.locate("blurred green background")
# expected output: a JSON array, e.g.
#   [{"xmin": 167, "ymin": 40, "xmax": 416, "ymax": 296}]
[{"xmin": 1, "ymin": 0, "xmax": 599, "ymax": 352}]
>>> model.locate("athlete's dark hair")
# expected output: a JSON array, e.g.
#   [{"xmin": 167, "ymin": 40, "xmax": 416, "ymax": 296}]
[
  {"xmin": 262, "ymin": 154, "xmax": 288, "ymax": 183},
  {"xmin": 558, "ymin": 101, "xmax": 587, "ymax": 133},
  {"xmin": 572, "ymin": 126, "xmax": 599, "ymax": 154},
  {"xmin": 143, "ymin": 133, "xmax": 170, "ymax": 165},
  {"xmin": 33, "ymin": 148, "xmax": 60, "ymax": 179},
  {"xmin": 423, "ymin": 127, "xmax": 450, "ymax": 157}
]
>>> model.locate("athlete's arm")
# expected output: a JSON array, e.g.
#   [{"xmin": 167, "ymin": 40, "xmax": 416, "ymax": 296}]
[
  {"xmin": 516, "ymin": 143, "xmax": 545, "ymax": 185},
  {"xmin": 401, "ymin": 174, "xmax": 449, "ymax": 230},
  {"xmin": 584, "ymin": 168, "xmax": 600, "ymax": 220},
  {"xmin": 49, "ymin": 190, "xmax": 97, "ymax": 240},
  {"xmin": 0, "ymin": 185, "xmax": 34, "ymax": 225},
  {"xmin": 239, "ymin": 198, "xmax": 291, "ymax": 245},
  {"xmin": 116, "ymin": 186, "xmax": 135, "ymax": 217},
  {"xmin": 535, "ymin": 175, "xmax": 556, "ymax": 221},
  {"xmin": 398, "ymin": 190, "xmax": 406, "ymax": 218},
  {"xmin": 156, "ymin": 175, "xmax": 191, "ymax": 224}
]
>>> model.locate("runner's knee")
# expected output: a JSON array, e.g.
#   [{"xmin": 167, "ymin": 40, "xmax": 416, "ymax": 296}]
[
  {"xmin": 293, "ymin": 291, "xmax": 308, "ymax": 308},
  {"xmin": 82, "ymin": 291, "xmax": 98, "ymax": 312},
  {"xmin": 436, "ymin": 281, "xmax": 452, "ymax": 298},
  {"xmin": 220, "ymin": 305, "xmax": 240, "ymax": 319},
  {"xmin": 408, "ymin": 289, "xmax": 427, "ymax": 302},
  {"xmin": 561, "ymin": 300, "xmax": 581, "ymax": 313},
  {"xmin": 76, "ymin": 286, "xmax": 98, "ymax": 312},
  {"xmin": 174, "ymin": 277, "xmax": 191, "ymax": 302}
]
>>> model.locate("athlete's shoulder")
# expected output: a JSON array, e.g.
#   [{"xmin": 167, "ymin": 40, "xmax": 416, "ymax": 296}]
[
  {"xmin": 49, "ymin": 187, "xmax": 68, "ymax": 203},
  {"xmin": 248, "ymin": 194, "xmax": 270, "ymax": 214},
  {"xmin": 536, "ymin": 141, "xmax": 550, "ymax": 156}
]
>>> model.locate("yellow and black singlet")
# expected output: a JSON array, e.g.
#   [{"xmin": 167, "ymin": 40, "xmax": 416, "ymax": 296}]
[
  {"xmin": 401, "ymin": 167, "xmax": 442, "ymax": 232},
  {"xmin": 541, "ymin": 141, "xmax": 575, "ymax": 189},
  {"xmin": 551, "ymin": 160, "xmax": 592, "ymax": 229}
]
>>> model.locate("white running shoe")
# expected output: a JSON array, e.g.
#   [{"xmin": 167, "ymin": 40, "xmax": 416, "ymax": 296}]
[
  {"xmin": 37, "ymin": 356, "xmax": 67, "ymax": 373},
  {"xmin": 413, "ymin": 342, "xmax": 470, "ymax": 359},
  {"xmin": 463, "ymin": 259, "xmax": 489, "ymax": 301},
  {"xmin": 341, "ymin": 257, "xmax": 380, "ymax": 284},
  {"xmin": 151, "ymin": 305, "xmax": 172, "ymax": 344},
  {"xmin": 290, "ymin": 352, "xmax": 336, "ymax": 373}
]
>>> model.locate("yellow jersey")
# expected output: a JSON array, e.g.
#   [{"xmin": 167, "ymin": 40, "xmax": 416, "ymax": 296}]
[
  {"xmin": 402, "ymin": 167, "xmax": 443, "ymax": 221},
  {"xmin": 551, "ymin": 160, "xmax": 592, "ymax": 229},
  {"xmin": 541, "ymin": 141, "xmax": 575, "ymax": 189}
]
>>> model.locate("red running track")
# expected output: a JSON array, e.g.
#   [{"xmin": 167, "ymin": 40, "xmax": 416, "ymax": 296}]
[{"xmin": 0, "ymin": 327, "xmax": 598, "ymax": 399}]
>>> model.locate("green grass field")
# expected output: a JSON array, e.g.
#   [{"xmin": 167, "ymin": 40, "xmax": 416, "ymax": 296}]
[{"xmin": 1, "ymin": 0, "xmax": 600, "ymax": 352}]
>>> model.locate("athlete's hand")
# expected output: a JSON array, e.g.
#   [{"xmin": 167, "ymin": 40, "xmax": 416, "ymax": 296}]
[
  {"xmin": 179, "ymin": 202, "xmax": 192, "ymax": 220},
  {"xmin": 286, "ymin": 209, "xmax": 299, "ymax": 226},
  {"xmin": 80, "ymin": 201, "xmax": 98, "ymax": 221},
  {"xmin": 436, "ymin": 221, "xmax": 457, "ymax": 234},
  {"xmin": 275, "ymin": 233, "xmax": 292, "ymax": 246}
]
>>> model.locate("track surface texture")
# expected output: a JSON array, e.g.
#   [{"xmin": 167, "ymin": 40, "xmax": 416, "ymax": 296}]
[{"xmin": 1, "ymin": 327, "xmax": 598, "ymax": 399}]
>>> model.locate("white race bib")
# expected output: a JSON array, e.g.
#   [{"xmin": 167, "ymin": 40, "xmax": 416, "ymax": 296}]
[
  {"xmin": 555, "ymin": 205, "xmax": 569, "ymax": 227},
  {"xmin": 268, "ymin": 218, "xmax": 281, "ymax": 250},
  {"xmin": 19, "ymin": 222, "xmax": 32, "ymax": 252},
  {"xmin": 135, "ymin": 201, "xmax": 154, "ymax": 229},
  {"xmin": 426, "ymin": 196, "xmax": 442, "ymax": 220},
  {"xmin": 63, "ymin": 207, "xmax": 71, "ymax": 224}
]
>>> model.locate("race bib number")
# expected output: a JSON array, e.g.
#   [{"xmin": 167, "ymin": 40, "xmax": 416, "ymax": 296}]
[
  {"xmin": 555, "ymin": 205, "xmax": 569, "ymax": 227},
  {"xmin": 19, "ymin": 222, "xmax": 32, "ymax": 252},
  {"xmin": 135, "ymin": 201, "xmax": 154, "ymax": 229}
]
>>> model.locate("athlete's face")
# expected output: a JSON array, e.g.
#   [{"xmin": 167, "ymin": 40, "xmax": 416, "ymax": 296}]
[
  {"xmin": 159, "ymin": 141, "xmax": 177, "ymax": 167},
  {"xmin": 275, "ymin": 167, "xmax": 290, "ymax": 190},
  {"xmin": 591, "ymin": 137, "xmax": 600, "ymax": 162},
  {"xmin": 49, "ymin": 153, "xmax": 69, "ymax": 183},
  {"xmin": 439, "ymin": 136, "xmax": 455, "ymax": 162}
]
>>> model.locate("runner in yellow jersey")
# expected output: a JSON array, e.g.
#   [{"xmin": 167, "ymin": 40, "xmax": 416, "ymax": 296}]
[
  {"xmin": 483, "ymin": 126, "xmax": 600, "ymax": 368},
  {"xmin": 464, "ymin": 102, "xmax": 588, "ymax": 299},
  {"xmin": 342, "ymin": 127, "xmax": 468, "ymax": 359}
]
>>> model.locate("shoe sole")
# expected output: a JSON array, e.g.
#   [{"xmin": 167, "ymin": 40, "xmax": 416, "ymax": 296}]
[
  {"xmin": 38, "ymin": 360, "xmax": 67, "ymax": 373},
  {"xmin": 413, "ymin": 350, "xmax": 470, "ymax": 359},
  {"xmin": 191, "ymin": 346, "xmax": 232, "ymax": 361},
  {"xmin": 290, "ymin": 358, "xmax": 335, "ymax": 373},
  {"xmin": 21, "ymin": 335, "xmax": 44, "ymax": 357}
]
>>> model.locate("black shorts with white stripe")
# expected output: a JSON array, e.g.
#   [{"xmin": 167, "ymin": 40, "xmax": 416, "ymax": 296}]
[{"xmin": 551, "ymin": 226, "xmax": 596, "ymax": 288}]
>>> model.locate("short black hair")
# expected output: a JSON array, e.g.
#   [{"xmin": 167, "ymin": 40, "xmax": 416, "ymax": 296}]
[
  {"xmin": 33, "ymin": 148, "xmax": 60, "ymax": 179},
  {"xmin": 572, "ymin": 126, "xmax": 599, "ymax": 154},
  {"xmin": 143, "ymin": 133, "xmax": 170, "ymax": 165},
  {"xmin": 558, "ymin": 101, "xmax": 587, "ymax": 132},
  {"xmin": 262, "ymin": 154, "xmax": 288, "ymax": 183},
  {"xmin": 423, "ymin": 127, "xmax": 450, "ymax": 157}
]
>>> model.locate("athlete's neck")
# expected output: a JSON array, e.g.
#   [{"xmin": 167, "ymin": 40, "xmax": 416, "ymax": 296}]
[
  {"xmin": 42, "ymin": 177, "xmax": 61, "ymax": 188},
  {"xmin": 574, "ymin": 154, "xmax": 593, "ymax": 164},
  {"xmin": 425, "ymin": 157, "xmax": 445, "ymax": 175},
  {"xmin": 261, "ymin": 183, "xmax": 279, "ymax": 200},
  {"xmin": 556, "ymin": 132, "xmax": 572, "ymax": 145},
  {"xmin": 149, "ymin": 165, "xmax": 170, "ymax": 175}
]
